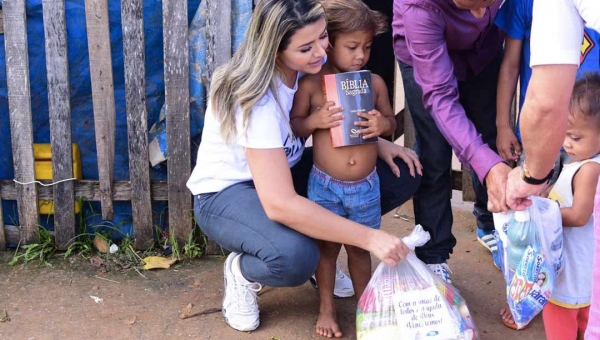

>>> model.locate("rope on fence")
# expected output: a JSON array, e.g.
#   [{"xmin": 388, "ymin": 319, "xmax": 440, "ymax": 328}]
[{"xmin": 13, "ymin": 178, "xmax": 76, "ymax": 187}]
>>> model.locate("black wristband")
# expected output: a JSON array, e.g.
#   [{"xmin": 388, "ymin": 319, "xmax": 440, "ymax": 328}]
[{"xmin": 521, "ymin": 162, "xmax": 554, "ymax": 185}]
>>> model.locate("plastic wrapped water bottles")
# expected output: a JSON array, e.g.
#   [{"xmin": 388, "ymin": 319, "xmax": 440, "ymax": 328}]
[
  {"xmin": 506, "ymin": 210, "xmax": 533, "ymax": 270},
  {"xmin": 493, "ymin": 196, "xmax": 564, "ymax": 329}
]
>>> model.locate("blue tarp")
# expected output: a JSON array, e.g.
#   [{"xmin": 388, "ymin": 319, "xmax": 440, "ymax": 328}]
[
  {"xmin": 149, "ymin": 0, "xmax": 252, "ymax": 165},
  {"xmin": 0, "ymin": 0, "xmax": 251, "ymax": 242}
]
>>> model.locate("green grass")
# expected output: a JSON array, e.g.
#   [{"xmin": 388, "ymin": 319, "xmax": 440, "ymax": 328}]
[{"xmin": 9, "ymin": 227, "xmax": 56, "ymax": 266}]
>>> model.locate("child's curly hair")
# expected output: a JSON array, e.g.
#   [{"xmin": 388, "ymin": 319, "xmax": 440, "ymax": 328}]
[
  {"xmin": 570, "ymin": 72, "xmax": 600, "ymax": 123},
  {"xmin": 320, "ymin": 0, "xmax": 387, "ymax": 44}
]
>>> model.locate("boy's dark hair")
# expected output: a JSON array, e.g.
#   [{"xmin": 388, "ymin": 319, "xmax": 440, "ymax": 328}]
[
  {"xmin": 320, "ymin": 0, "xmax": 387, "ymax": 44},
  {"xmin": 570, "ymin": 72, "xmax": 600, "ymax": 123}
]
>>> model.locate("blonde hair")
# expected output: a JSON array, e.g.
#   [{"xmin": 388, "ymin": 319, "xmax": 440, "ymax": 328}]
[
  {"xmin": 210, "ymin": 0, "xmax": 325, "ymax": 143},
  {"xmin": 320, "ymin": 0, "xmax": 387, "ymax": 44}
]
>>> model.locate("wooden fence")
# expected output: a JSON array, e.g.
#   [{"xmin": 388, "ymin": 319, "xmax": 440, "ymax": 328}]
[
  {"xmin": 0, "ymin": 0, "xmax": 480, "ymax": 252},
  {"xmin": 0, "ymin": 0, "xmax": 236, "ymax": 252}
]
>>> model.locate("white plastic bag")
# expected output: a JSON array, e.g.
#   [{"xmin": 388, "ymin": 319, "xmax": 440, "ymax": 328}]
[
  {"xmin": 493, "ymin": 196, "xmax": 564, "ymax": 329},
  {"xmin": 357, "ymin": 225, "xmax": 479, "ymax": 340}
]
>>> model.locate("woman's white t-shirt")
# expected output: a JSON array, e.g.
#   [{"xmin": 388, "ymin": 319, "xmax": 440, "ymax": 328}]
[{"xmin": 186, "ymin": 75, "xmax": 305, "ymax": 195}]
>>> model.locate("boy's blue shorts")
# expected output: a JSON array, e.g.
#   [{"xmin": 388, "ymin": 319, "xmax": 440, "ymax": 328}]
[{"xmin": 308, "ymin": 165, "xmax": 381, "ymax": 229}]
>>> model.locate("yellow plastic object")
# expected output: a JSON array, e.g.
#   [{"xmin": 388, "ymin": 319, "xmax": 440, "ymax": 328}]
[{"xmin": 33, "ymin": 143, "xmax": 82, "ymax": 214}]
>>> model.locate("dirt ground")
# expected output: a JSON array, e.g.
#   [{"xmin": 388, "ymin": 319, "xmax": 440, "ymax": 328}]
[{"xmin": 0, "ymin": 197, "xmax": 546, "ymax": 340}]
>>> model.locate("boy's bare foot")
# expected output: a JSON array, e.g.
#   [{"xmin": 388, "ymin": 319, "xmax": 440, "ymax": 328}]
[{"xmin": 316, "ymin": 307, "xmax": 343, "ymax": 338}]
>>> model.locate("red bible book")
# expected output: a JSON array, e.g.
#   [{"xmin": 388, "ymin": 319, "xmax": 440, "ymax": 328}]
[{"xmin": 322, "ymin": 70, "xmax": 377, "ymax": 147}]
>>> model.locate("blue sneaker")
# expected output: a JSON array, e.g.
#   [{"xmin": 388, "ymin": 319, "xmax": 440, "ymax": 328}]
[
  {"xmin": 492, "ymin": 248, "xmax": 502, "ymax": 271},
  {"xmin": 477, "ymin": 228, "xmax": 497, "ymax": 253},
  {"xmin": 478, "ymin": 229, "xmax": 502, "ymax": 271}
]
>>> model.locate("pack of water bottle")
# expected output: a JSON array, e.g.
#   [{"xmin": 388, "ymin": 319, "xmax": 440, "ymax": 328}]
[{"xmin": 493, "ymin": 196, "xmax": 564, "ymax": 329}]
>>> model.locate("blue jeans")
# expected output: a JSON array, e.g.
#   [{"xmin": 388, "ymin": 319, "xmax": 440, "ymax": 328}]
[
  {"xmin": 194, "ymin": 185, "xmax": 319, "ymax": 287},
  {"xmin": 193, "ymin": 147, "xmax": 421, "ymax": 287},
  {"xmin": 308, "ymin": 166, "xmax": 381, "ymax": 229},
  {"xmin": 398, "ymin": 54, "xmax": 501, "ymax": 264}
]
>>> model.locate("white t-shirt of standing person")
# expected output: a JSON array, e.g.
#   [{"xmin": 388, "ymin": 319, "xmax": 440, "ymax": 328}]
[{"xmin": 530, "ymin": 0, "xmax": 600, "ymax": 67}]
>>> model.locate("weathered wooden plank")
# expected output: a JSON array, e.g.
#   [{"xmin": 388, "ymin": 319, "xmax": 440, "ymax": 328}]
[
  {"xmin": 84, "ymin": 0, "xmax": 115, "ymax": 220},
  {"xmin": 461, "ymin": 165, "xmax": 476, "ymax": 202},
  {"xmin": 42, "ymin": 0, "xmax": 75, "ymax": 250},
  {"xmin": 3, "ymin": 0, "xmax": 39, "ymax": 244},
  {"xmin": 202, "ymin": 1, "xmax": 235, "ymax": 260},
  {"xmin": 163, "ymin": 0, "xmax": 192, "ymax": 244},
  {"xmin": 206, "ymin": 0, "xmax": 232, "ymax": 82},
  {"xmin": 4, "ymin": 225, "xmax": 20, "ymax": 247},
  {"xmin": 205, "ymin": 240, "xmax": 225, "ymax": 256},
  {"xmin": 1, "ymin": 180, "xmax": 168, "ymax": 201},
  {"xmin": 3, "ymin": 225, "xmax": 55, "ymax": 246},
  {"xmin": 122, "ymin": 0, "xmax": 154, "ymax": 249},
  {"xmin": 403, "ymin": 97, "xmax": 416, "ymax": 149},
  {"xmin": 0, "ymin": 177, "xmax": 474, "ymax": 203}
]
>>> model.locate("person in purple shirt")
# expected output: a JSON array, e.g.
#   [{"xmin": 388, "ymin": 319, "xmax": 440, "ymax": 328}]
[{"xmin": 392, "ymin": 0, "xmax": 511, "ymax": 282}]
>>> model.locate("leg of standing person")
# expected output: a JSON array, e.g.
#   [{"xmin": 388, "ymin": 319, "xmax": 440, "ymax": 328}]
[
  {"xmin": 193, "ymin": 181, "xmax": 320, "ymax": 332},
  {"xmin": 314, "ymin": 240, "xmax": 344, "ymax": 338},
  {"xmin": 296, "ymin": 148, "xmax": 356, "ymax": 299},
  {"xmin": 459, "ymin": 53, "xmax": 503, "ymax": 269},
  {"xmin": 398, "ymin": 60, "xmax": 455, "ymax": 282},
  {"xmin": 308, "ymin": 166, "xmax": 346, "ymax": 338},
  {"xmin": 542, "ymin": 302, "xmax": 588, "ymax": 340},
  {"xmin": 345, "ymin": 170, "xmax": 381, "ymax": 301}
]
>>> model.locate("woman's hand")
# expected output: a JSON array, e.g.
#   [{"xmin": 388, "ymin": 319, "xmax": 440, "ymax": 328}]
[
  {"xmin": 377, "ymin": 138, "xmax": 423, "ymax": 178},
  {"xmin": 497, "ymin": 126, "xmax": 521, "ymax": 161},
  {"xmin": 366, "ymin": 229, "xmax": 410, "ymax": 266},
  {"xmin": 308, "ymin": 101, "xmax": 344, "ymax": 130},
  {"xmin": 355, "ymin": 110, "xmax": 392, "ymax": 139}
]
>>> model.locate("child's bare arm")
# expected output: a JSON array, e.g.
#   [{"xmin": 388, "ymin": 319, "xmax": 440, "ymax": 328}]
[
  {"xmin": 355, "ymin": 74, "xmax": 396, "ymax": 139},
  {"xmin": 496, "ymin": 36, "xmax": 523, "ymax": 161},
  {"xmin": 290, "ymin": 77, "xmax": 343, "ymax": 137},
  {"xmin": 560, "ymin": 162, "xmax": 600, "ymax": 227},
  {"xmin": 290, "ymin": 79, "xmax": 318, "ymax": 138}
]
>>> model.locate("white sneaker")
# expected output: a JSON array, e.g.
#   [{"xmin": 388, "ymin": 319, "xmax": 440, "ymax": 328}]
[
  {"xmin": 222, "ymin": 252, "xmax": 262, "ymax": 331},
  {"xmin": 427, "ymin": 263, "xmax": 452, "ymax": 284},
  {"xmin": 309, "ymin": 265, "xmax": 355, "ymax": 298}
]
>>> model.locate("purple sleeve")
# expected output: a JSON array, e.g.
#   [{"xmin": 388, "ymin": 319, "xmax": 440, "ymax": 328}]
[{"xmin": 402, "ymin": 5, "xmax": 503, "ymax": 183}]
